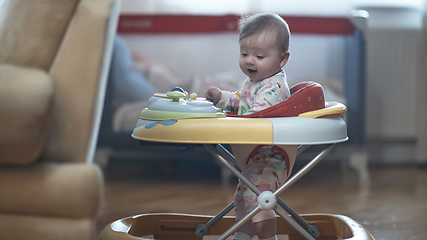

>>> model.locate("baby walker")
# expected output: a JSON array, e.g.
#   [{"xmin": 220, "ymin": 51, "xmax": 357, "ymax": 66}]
[{"xmin": 98, "ymin": 82, "xmax": 375, "ymax": 240}]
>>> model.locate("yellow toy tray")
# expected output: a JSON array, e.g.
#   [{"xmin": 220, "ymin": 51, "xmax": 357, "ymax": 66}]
[{"xmin": 132, "ymin": 102, "xmax": 348, "ymax": 145}]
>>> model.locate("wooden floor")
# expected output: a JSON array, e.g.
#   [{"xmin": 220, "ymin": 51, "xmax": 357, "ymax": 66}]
[{"xmin": 96, "ymin": 158, "xmax": 427, "ymax": 240}]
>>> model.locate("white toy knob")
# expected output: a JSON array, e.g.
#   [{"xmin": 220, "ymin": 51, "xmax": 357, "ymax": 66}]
[{"xmin": 257, "ymin": 191, "xmax": 276, "ymax": 210}]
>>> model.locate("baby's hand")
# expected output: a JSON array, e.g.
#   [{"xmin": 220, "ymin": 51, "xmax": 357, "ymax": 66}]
[{"xmin": 205, "ymin": 86, "xmax": 221, "ymax": 105}]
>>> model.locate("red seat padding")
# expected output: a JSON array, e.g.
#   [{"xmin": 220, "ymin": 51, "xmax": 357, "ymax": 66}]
[{"xmin": 226, "ymin": 81, "xmax": 325, "ymax": 118}]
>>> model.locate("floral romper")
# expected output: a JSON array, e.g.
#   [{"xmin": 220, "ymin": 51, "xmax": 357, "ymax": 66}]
[
  {"xmin": 216, "ymin": 71, "xmax": 290, "ymax": 115},
  {"xmin": 234, "ymin": 145, "xmax": 290, "ymax": 222}
]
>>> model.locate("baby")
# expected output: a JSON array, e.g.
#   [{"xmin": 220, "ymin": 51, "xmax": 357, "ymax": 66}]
[
  {"xmin": 205, "ymin": 13, "xmax": 290, "ymax": 116},
  {"xmin": 205, "ymin": 13, "xmax": 292, "ymax": 240}
]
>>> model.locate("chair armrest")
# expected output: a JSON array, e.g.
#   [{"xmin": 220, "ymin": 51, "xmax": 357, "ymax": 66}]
[
  {"xmin": 0, "ymin": 65, "xmax": 53, "ymax": 165},
  {"xmin": 0, "ymin": 163, "xmax": 103, "ymax": 218}
]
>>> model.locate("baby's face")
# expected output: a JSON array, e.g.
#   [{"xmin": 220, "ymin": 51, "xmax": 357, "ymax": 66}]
[{"xmin": 239, "ymin": 31, "xmax": 287, "ymax": 82}]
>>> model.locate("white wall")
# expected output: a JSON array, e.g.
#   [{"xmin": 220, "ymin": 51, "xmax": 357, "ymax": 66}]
[
  {"xmin": 120, "ymin": 0, "xmax": 353, "ymax": 16},
  {"xmin": 123, "ymin": 33, "xmax": 346, "ymax": 87},
  {"xmin": 119, "ymin": 0, "xmax": 423, "ymax": 15}
]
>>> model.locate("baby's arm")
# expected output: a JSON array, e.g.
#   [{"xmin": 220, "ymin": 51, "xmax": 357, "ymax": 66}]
[
  {"xmin": 205, "ymin": 86, "xmax": 221, "ymax": 105},
  {"xmin": 205, "ymin": 86, "xmax": 240, "ymax": 111}
]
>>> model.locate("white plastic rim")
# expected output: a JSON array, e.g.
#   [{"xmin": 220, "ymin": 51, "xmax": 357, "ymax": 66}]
[{"xmin": 269, "ymin": 115, "xmax": 348, "ymax": 145}]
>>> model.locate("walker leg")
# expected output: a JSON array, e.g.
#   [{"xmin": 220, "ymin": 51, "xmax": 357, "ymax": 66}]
[
  {"xmin": 204, "ymin": 144, "xmax": 320, "ymax": 240},
  {"xmin": 195, "ymin": 145, "xmax": 240, "ymax": 237},
  {"xmin": 276, "ymin": 198, "xmax": 320, "ymax": 238},
  {"xmin": 273, "ymin": 144, "xmax": 335, "ymax": 236},
  {"xmin": 216, "ymin": 144, "xmax": 241, "ymax": 188},
  {"xmin": 195, "ymin": 202, "xmax": 234, "ymax": 237},
  {"xmin": 275, "ymin": 144, "xmax": 335, "ymax": 192},
  {"xmin": 204, "ymin": 144, "xmax": 261, "ymax": 195},
  {"xmin": 213, "ymin": 143, "xmax": 321, "ymax": 237},
  {"xmin": 216, "ymin": 144, "xmax": 242, "ymax": 171},
  {"xmin": 217, "ymin": 204, "xmax": 262, "ymax": 240},
  {"xmin": 297, "ymin": 145, "xmax": 310, "ymax": 155},
  {"xmin": 273, "ymin": 206, "xmax": 316, "ymax": 240}
]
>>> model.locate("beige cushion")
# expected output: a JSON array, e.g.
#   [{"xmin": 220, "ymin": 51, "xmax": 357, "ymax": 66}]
[
  {"xmin": 0, "ymin": 213, "xmax": 95, "ymax": 240},
  {"xmin": 42, "ymin": 0, "xmax": 115, "ymax": 163},
  {"xmin": 0, "ymin": 65, "xmax": 53, "ymax": 165},
  {"xmin": 0, "ymin": 0, "xmax": 78, "ymax": 71},
  {"xmin": 0, "ymin": 163, "xmax": 103, "ymax": 218}
]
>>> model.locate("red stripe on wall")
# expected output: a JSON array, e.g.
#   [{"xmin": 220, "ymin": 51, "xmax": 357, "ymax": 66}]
[
  {"xmin": 285, "ymin": 16, "xmax": 354, "ymax": 35},
  {"xmin": 117, "ymin": 15, "xmax": 355, "ymax": 35},
  {"xmin": 118, "ymin": 15, "xmax": 240, "ymax": 34}
]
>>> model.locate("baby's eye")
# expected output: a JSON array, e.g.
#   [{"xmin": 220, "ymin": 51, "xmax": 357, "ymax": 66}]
[
  {"xmin": 257, "ymin": 56, "xmax": 264, "ymax": 59},
  {"xmin": 241, "ymin": 53, "xmax": 248, "ymax": 57}
]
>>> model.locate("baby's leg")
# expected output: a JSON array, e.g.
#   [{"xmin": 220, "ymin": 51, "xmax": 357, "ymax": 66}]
[
  {"xmin": 255, "ymin": 218, "xmax": 276, "ymax": 239},
  {"xmin": 245, "ymin": 146, "xmax": 289, "ymax": 239},
  {"xmin": 234, "ymin": 180, "xmax": 277, "ymax": 240},
  {"xmin": 234, "ymin": 220, "xmax": 255, "ymax": 239},
  {"xmin": 234, "ymin": 180, "xmax": 255, "ymax": 239},
  {"xmin": 245, "ymin": 174, "xmax": 276, "ymax": 239}
]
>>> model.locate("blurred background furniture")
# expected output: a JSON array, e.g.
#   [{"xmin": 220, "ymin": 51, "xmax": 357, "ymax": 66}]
[{"xmin": 0, "ymin": 0, "xmax": 120, "ymax": 239}]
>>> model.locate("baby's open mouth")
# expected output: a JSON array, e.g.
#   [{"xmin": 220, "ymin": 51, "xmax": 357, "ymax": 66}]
[{"xmin": 248, "ymin": 69, "xmax": 257, "ymax": 73}]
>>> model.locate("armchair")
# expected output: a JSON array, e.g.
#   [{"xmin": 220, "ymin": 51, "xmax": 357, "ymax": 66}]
[{"xmin": 0, "ymin": 0, "xmax": 120, "ymax": 239}]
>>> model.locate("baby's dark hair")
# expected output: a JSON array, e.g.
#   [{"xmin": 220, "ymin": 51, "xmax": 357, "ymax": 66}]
[{"xmin": 239, "ymin": 13, "xmax": 290, "ymax": 52}]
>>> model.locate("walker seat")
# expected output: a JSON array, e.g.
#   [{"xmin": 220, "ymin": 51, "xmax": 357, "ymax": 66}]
[
  {"xmin": 226, "ymin": 81, "xmax": 325, "ymax": 118},
  {"xmin": 99, "ymin": 82, "xmax": 375, "ymax": 240}
]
